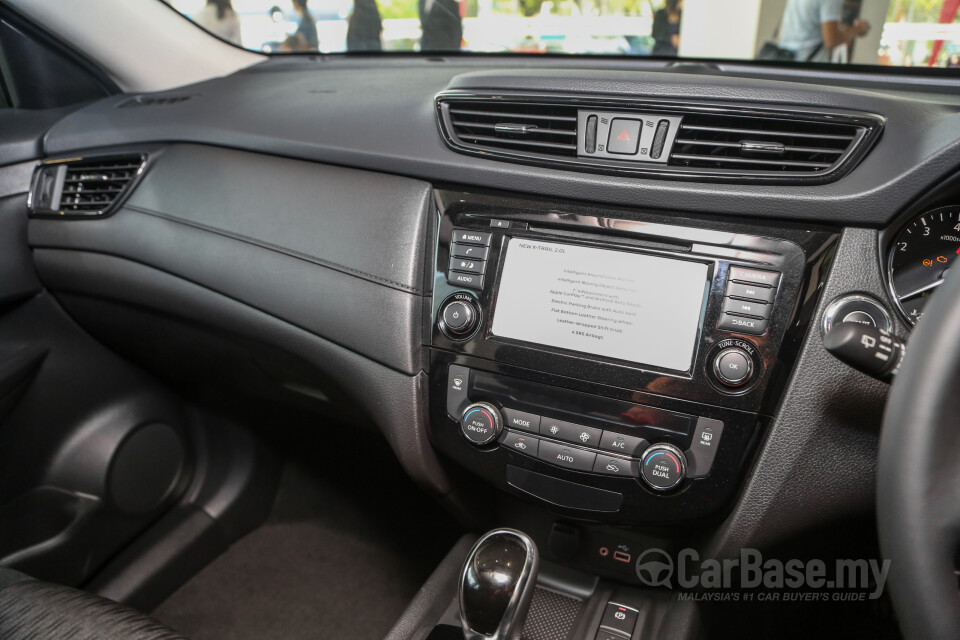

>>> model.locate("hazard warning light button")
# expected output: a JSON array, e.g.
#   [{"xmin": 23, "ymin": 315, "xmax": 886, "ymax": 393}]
[{"xmin": 606, "ymin": 118, "xmax": 642, "ymax": 155}]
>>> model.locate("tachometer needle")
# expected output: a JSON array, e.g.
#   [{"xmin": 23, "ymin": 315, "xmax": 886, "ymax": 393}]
[{"xmin": 899, "ymin": 278, "xmax": 945, "ymax": 300}]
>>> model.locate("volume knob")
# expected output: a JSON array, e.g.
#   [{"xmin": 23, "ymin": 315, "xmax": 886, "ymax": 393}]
[
  {"xmin": 439, "ymin": 296, "xmax": 480, "ymax": 339},
  {"xmin": 459, "ymin": 402, "xmax": 502, "ymax": 446}
]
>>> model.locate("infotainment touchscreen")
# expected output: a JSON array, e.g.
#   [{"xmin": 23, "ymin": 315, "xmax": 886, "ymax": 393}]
[{"xmin": 491, "ymin": 240, "xmax": 710, "ymax": 372}]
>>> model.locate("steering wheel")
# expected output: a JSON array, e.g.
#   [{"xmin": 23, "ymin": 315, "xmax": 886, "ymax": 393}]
[{"xmin": 879, "ymin": 264, "xmax": 960, "ymax": 639}]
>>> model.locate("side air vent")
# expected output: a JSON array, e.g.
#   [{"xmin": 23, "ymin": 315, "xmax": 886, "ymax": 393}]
[
  {"xmin": 436, "ymin": 91, "xmax": 883, "ymax": 185},
  {"xmin": 441, "ymin": 100, "xmax": 579, "ymax": 158},
  {"xmin": 669, "ymin": 113, "xmax": 862, "ymax": 174},
  {"xmin": 29, "ymin": 154, "xmax": 146, "ymax": 218},
  {"xmin": 118, "ymin": 95, "xmax": 193, "ymax": 108}
]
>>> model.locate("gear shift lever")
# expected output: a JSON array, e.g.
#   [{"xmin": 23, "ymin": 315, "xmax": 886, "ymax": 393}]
[{"xmin": 459, "ymin": 529, "xmax": 539, "ymax": 640}]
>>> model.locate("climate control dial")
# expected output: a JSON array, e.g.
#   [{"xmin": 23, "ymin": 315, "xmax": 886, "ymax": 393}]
[
  {"xmin": 640, "ymin": 443, "xmax": 687, "ymax": 492},
  {"xmin": 459, "ymin": 402, "xmax": 502, "ymax": 446}
]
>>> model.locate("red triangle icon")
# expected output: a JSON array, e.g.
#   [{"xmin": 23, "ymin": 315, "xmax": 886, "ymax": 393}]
[{"xmin": 617, "ymin": 129, "xmax": 631, "ymax": 141}]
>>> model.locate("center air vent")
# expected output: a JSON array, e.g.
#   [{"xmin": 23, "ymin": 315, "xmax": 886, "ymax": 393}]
[
  {"xmin": 29, "ymin": 154, "xmax": 146, "ymax": 218},
  {"xmin": 668, "ymin": 113, "xmax": 862, "ymax": 174},
  {"xmin": 436, "ymin": 91, "xmax": 883, "ymax": 185},
  {"xmin": 441, "ymin": 100, "xmax": 579, "ymax": 157}
]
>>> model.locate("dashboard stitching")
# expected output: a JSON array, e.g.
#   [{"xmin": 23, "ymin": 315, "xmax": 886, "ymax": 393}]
[{"xmin": 122, "ymin": 203, "xmax": 426, "ymax": 295}]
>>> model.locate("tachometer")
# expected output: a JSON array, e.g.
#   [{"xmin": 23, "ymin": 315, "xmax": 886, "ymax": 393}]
[{"xmin": 889, "ymin": 205, "xmax": 960, "ymax": 325}]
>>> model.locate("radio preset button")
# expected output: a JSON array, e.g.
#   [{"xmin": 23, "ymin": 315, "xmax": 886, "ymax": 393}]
[
  {"xmin": 599, "ymin": 431, "xmax": 648, "ymax": 457},
  {"xmin": 451, "ymin": 230, "xmax": 492, "ymax": 246},
  {"xmin": 502, "ymin": 408, "xmax": 541, "ymax": 433},
  {"xmin": 592, "ymin": 454, "xmax": 639, "ymax": 478},
  {"xmin": 729, "ymin": 266, "xmax": 781, "ymax": 288},
  {"xmin": 500, "ymin": 430, "xmax": 540, "ymax": 457},
  {"xmin": 726, "ymin": 282, "xmax": 775, "ymax": 303},
  {"xmin": 537, "ymin": 440, "xmax": 596, "ymax": 472},
  {"xmin": 721, "ymin": 297, "xmax": 770, "ymax": 319},
  {"xmin": 450, "ymin": 243, "xmax": 489, "ymax": 261},
  {"xmin": 718, "ymin": 313, "xmax": 769, "ymax": 336},
  {"xmin": 540, "ymin": 418, "xmax": 602, "ymax": 448}
]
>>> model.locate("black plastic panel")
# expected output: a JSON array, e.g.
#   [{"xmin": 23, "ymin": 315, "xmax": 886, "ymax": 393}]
[{"xmin": 39, "ymin": 58, "xmax": 960, "ymax": 226}]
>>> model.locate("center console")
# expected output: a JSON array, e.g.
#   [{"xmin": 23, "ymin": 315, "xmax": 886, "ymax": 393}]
[{"xmin": 426, "ymin": 189, "xmax": 837, "ymax": 525}]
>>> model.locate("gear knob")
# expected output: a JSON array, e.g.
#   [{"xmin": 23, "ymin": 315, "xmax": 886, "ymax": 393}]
[{"xmin": 459, "ymin": 529, "xmax": 539, "ymax": 640}]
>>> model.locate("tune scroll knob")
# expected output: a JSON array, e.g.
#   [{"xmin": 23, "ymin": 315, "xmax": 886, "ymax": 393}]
[
  {"xmin": 640, "ymin": 443, "xmax": 687, "ymax": 492},
  {"xmin": 712, "ymin": 347, "xmax": 754, "ymax": 387},
  {"xmin": 460, "ymin": 402, "xmax": 502, "ymax": 446}
]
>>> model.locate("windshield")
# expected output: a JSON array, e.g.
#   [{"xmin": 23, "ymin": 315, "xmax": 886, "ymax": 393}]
[{"xmin": 164, "ymin": 0, "xmax": 960, "ymax": 69}]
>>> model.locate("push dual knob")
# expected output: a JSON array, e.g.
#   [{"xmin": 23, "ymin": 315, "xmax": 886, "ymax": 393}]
[
  {"xmin": 460, "ymin": 402, "xmax": 502, "ymax": 446},
  {"xmin": 640, "ymin": 443, "xmax": 687, "ymax": 492}
]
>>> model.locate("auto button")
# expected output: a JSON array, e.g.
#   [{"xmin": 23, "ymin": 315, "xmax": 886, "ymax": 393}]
[{"xmin": 537, "ymin": 441, "xmax": 596, "ymax": 472}]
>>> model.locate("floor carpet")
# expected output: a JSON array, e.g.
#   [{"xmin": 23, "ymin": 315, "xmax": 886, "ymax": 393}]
[{"xmin": 153, "ymin": 432, "xmax": 462, "ymax": 640}]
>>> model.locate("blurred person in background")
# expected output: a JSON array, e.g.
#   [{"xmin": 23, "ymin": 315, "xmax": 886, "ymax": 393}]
[
  {"xmin": 193, "ymin": 0, "xmax": 242, "ymax": 45},
  {"xmin": 419, "ymin": 0, "xmax": 462, "ymax": 51},
  {"xmin": 778, "ymin": 0, "xmax": 870, "ymax": 63},
  {"xmin": 282, "ymin": 0, "xmax": 319, "ymax": 51},
  {"xmin": 347, "ymin": 0, "xmax": 383, "ymax": 51},
  {"xmin": 652, "ymin": 0, "xmax": 682, "ymax": 57}
]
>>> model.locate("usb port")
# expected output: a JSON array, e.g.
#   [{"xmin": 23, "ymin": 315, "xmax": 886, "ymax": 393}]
[{"xmin": 613, "ymin": 551, "xmax": 631, "ymax": 563}]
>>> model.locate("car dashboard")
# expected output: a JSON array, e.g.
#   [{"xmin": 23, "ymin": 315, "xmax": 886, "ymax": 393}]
[{"xmin": 14, "ymin": 54, "xmax": 960, "ymax": 588}]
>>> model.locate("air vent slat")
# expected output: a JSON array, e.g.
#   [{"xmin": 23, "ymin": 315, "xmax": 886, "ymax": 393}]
[
  {"xmin": 669, "ymin": 112, "xmax": 865, "ymax": 175},
  {"xmin": 444, "ymin": 100, "xmax": 579, "ymax": 158},
  {"xmin": 670, "ymin": 154, "xmax": 833, "ymax": 169},
  {"xmin": 29, "ymin": 154, "xmax": 145, "ymax": 217},
  {"xmin": 449, "ymin": 108, "xmax": 578, "ymax": 123},
  {"xmin": 455, "ymin": 134, "xmax": 577, "ymax": 152},
  {"xmin": 680, "ymin": 125, "xmax": 855, "ymax": 141},
  {"xmin": 673, "ymin": 139, "xmax": 845, "ymax": 154},
  {"xmin": 451, "ymin": 120, "xmax": 578, "ymax": 137}
]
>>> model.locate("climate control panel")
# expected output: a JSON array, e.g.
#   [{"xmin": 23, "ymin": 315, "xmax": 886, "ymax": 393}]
[{"xmin": 431, "ymin": 360, "xmax": 757, "ymax": 523}]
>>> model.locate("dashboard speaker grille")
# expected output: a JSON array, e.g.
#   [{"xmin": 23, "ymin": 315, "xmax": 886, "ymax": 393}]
[
  {"xmin": 29, "ymin": 154, "xmax": 146, "ymax": 217},
  {"xmin": 668, "ymin": 113, "xmax": 861, "ymax": 174},
  {"xmin": 444, "ymin": 101, "xmax": 579, "ymax": 157}
]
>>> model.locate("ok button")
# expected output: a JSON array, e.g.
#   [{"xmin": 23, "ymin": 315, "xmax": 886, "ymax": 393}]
[{"xmin": 713, "ymin": 347, "xmax": 753, "ymax": 387}]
